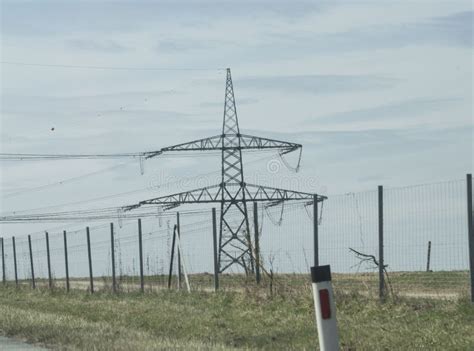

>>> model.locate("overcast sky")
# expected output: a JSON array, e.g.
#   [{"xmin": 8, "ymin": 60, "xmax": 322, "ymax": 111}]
[{"xmin": 0, "ymin": 0, "xmax": 472, "ymax": 236}]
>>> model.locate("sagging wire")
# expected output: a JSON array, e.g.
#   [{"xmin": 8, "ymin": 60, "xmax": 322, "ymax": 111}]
[
  {"xmin": 117, "ymin": 208, "xmax": 124, "ymax": 228},
  {"xmin": 139, "ymin": 155, "xmax": 145, "ymax": 175},
  {"xmin": 264, "ymin": 200, "xmax": 285, "ymax": 226},
  {"xmin": 157, "ymin": 206, "xmax": 163, "ymax": 228},
  {"xmin": 278, "ymin": 147, "xmax": 302, "ymax": 173},
  {"xmin": 303, "ymin": 200, "xmax": 324, "ymax": 225},
  {"xmin": 319, "ymin": 200, "xmax": 324, "ymax": 225}
]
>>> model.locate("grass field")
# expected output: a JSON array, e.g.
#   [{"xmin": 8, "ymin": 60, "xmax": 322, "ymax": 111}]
[
  {"xmin": 12, "ymin": 270, "xmax": 470, "ymax": 299},
  {"xmin": 0, "ymin": 280, "xmax": 473, "ymax": 350}
]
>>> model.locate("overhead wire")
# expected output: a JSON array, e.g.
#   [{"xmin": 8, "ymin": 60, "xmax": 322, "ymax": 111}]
[
  {"xmin": 0, "ymin": 152, "xmax": 147, "ymax": 161},
  {"xmin": 1, "ymin": 151, "xmax": 281, "ymax": 215},
  {"xmin": 0, "ymin": 142, "xmax": 279, "ymax": 162},
  {"xmin": 2, "ymin": 160, "xmax": 136, "ymax": 198},
  {"xmin": 0, "ymin": 199, "xmax": 312, "ymax": 224},
  {"xmin": 1, "ymin": 61, "xmax": 226, "ymax": 71}
]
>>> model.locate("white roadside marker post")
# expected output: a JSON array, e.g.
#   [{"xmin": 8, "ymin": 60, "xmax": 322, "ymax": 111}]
[{"xmin": 311, "ymin": 265, "xmax": 340, "ymax": 351}]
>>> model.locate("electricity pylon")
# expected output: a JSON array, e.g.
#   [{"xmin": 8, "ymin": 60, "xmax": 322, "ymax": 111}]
[{"xmin": 126, "ymin": 68, "xmax": 326, "ymax": 273}]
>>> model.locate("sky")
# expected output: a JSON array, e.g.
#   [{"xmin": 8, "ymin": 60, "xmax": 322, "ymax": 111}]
[{"xmin": 0, "ymin": 0, "xmax": 473, "ymax": 238}]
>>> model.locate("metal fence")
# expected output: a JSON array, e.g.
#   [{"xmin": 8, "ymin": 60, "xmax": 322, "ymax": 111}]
[{"xmin": 1, "ymin": 175, "xmax": 472, "ymax": 300}]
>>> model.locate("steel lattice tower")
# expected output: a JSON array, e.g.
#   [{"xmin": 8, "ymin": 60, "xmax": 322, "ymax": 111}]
[
  {"xmin": 126, "ymin": 68, "xmax": 327, "ymax": 274},
  {"xmin": 219, "ymin": 69, "xmax": 253, "ymax": 273}
]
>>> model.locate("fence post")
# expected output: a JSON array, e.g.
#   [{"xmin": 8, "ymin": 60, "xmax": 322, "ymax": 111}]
[
  {"xmin": 177, "ymin": 212, "xmax": 182, "ymax": 290},
  {"xmin": 378, "ymin": 185, "xmax": 385, "ymax": 301},
  {"xmin": 63, "ymin": 230, "xmax": 69, "ymax": 292},
  {"xmin": 313, "ymin": 194, "xmax": 319, "ymax": 266},
  {"xmin": 138, "ymin": 219, "xmax": 144, "ymax": 293},
  {"xmin": 86, "ymin": 227, "xmax": 94, "ymax": 293},
  {"xmin": 28, "ymin": 235, "xmax": 35, "ymax": 289},
  {"xmin": 12, "ymin": 236, "xmax": 18, "ymax": 287},
  {"xmin": 168, "ymin": 225, "xmax": 177, "ymax": 289},
  {"xmin": 110, "ymin": 223, "xmax": 116, "ymax": 293},
  {"xmin": 212, "ymin": 208, "xmax": 219, "ymax": 291},
  {"xmin": 45, "ymin": 231, "xmax": 52, "ymax": 289},
  {"xmin": 1, "ymin": 237, "xmax": 5, "ymax": 284},
  {"xmin": 253, "ymin": 202, "xmax": 261, "ymax": 284},
  {"xmin": 426, "ymin": 241, "xmax": 432, "ymax": 272},
  {"xmin": 467, "ymin": 173, "xmax": 473, "ymax": 303}
]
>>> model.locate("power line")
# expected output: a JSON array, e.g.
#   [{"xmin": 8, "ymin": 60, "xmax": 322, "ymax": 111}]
[
  {"xmin": 1, "ymin": 199, "xmax": 308, "ymax": 243},
  {"xmin": 0, "ymin": 147, "xmax": 276, "ymax": 162},
  {"xmin": 1, "ymin": 61, "xmax": 226, "ymax": 71},
  {"xmin": 3, "ymin": 160, "xmax": 135, "ymax": 198},
  {"xmin": 0, "ymin": 200, "xmax": 307, "ymax": 225},
  {"xmin": 0, "ymin": 152, "xmax": 280, "ymax": 215},
  {"xmin": 0, "ymin": 152, "xmax": 147, "ymax": 161}
]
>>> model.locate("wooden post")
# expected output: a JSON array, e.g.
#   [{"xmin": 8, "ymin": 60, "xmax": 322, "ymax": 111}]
[
  {"xmin": 28, "ymin": 235, "xmax": 35, "ymax": 289},
  {"xmin": 467, "ymin": 174, "xmax": 473, "ymax": 303},
  {"xmin": 86, "ymin": 227, "xmax": 94, "ymax": 293},
  {"xmin": 253, "ymin": 202, "xmax": 261, "ymax": 284},
  {"xmin": 212, "ymin": 208, "xmax": 219, "ymax": 291},
  {"xmin": 1, "ymin": 237, "xmax": 5, "ymax": 284},
  {"xmin": 426, "ymin": 241, "xmax": 432, "ymax": 272},
  {"xmin": 45, "ymin": 231, "xmax": 52, "ymax": 289},
  {"xmin": 313, "ymin": 194, "xmax": 319, "ymax": 266},
  {"xmin": 63, "ymin": 230, "xmax": 70, "ymax": 292},
  {"xmin": 138, "ymin": 219, "xmax": 144, "ymax": 293},
  {"xmin": 168, "ymin": 225, "xmax": 177, "ymax": 289},
  {"xmin": 177, "ymin": 212, "xmax": 182, "ymax": 290},
  {"xmin": 110, "ymin": 223, "xmax": 116, "ymax": 293},
  {"xmin": 378, "ymin": 185, "xmax": 385, "ymax": 301},
  {"xmin": 12, "ymin": 236, "xmax": 18, "ymax": 287}
]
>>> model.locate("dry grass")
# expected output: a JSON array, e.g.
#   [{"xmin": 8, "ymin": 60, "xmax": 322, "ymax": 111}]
[
  {"xmin": 0, "ymin": 281, "xmax": 473, "ymax": 350},
  {"xmin": 16, "ymin": 270, "xmax": 470, "ymax": 300}
]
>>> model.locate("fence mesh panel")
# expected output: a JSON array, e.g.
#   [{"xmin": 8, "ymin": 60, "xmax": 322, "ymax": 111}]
[
  {"xmin": 1, "ymin": 178, "xmax": 471, "ymax": 299},
  {"xmin": 384, "ymin": 180, "xmax": 469, "ymax": 298}
]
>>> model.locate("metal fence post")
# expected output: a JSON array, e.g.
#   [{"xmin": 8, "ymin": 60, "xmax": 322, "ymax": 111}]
[
  {"xmin": 45, "ymin": 231, "xmax": 52, "ymax": 289},
  {"xmin": 378, "ymin": 185, "xmax": 385, "ymax": 301},
  {"xmin": 12, "ymin": 236, "xmax": 18, "ymax": 287},
  {"xmin": 212, "ymin": 208, "xmax": 219, "ymax": 291},
  {"xmin": 426, "ymin": 241, "xmax": 432, "ymax": 272},
  {"xmin": 313, "ymin": 194, "xmax": 319, "ymax": 267},
  {"xmin": 86, "ymin": 227, "xmax": 94, "ymax": 293},
  {"xmin": 177, "ymin": 212, "xmax": 182, "ymax": 290},
  {"xmin": 138, "ymin": 219, "xmax": 144, "ymax": 293},
  {"xmin": 28, "ymin": 235, "xmax": 35, "ymax": 289},
  {"xmin": 167, "ymin": 225, "xmax": 177, "ymax": 289},
  {"xmin": 110, "ymin": 223, "xmax": 116, "ymax": 293},
  {"xmin": 467, "ymin": 173, "xmax": 473, "ymax": 303},
  {"xmin": 63, "ymin": 230, "xmax": 70, "ymax": 292},
  {"xmin": 1, "ymin": 237, "xmax": 5, "ymax": 284},
  {"xmin": 253, "ymin": 202, "xmax": 261, "ymax": 284}
]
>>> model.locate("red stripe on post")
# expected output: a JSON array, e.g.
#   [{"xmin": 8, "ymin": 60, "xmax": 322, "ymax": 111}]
[{"xmin": 319, "ymin": 289, "xmax": 331, "ymax": 319}]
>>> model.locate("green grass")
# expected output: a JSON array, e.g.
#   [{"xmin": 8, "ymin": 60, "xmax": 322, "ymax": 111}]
[
  {"xmin": 19, "ymin": 270, "xmax": 470, "ymax": 299},
  {"xmin": 0, "ymin": 284, "xmax": 473, "ymax": 350}
]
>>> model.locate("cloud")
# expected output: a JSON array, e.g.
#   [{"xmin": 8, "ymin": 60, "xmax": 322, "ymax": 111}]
[
  {"xmin": 0, "ymin": 90, "xmax": 183, "ymax": 114},
  {"xmin": 258, "ymin": 10, "xmax": 473, "ymax": 59},
  {"xmin": 156, "ymin": 39, "xmax": 230, "ymax": 53},
  {"xmin": 0, "ymin": 1, "xmax": 330, "ymax": 36},
  {"xmin": 429, "ymin": 11, "xmax": 473, "ymax": 47},
  {"xmin": 236, "ymin": 74, "xmax": 395, "ymax": 95},
  {"xmin": 243, "ymin": 125, "xmax": 473, "ymax": 173},
  {"xmin": 65, "ymin": 39, "xmax": 131, "ymax": 53},
  {"xmin": 1, "ymin": 0, "xmax": 472, "ymax": 237},
  {"xmin": 309, "ymin": 97, "xmax": 464, "ymax": 126}
]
